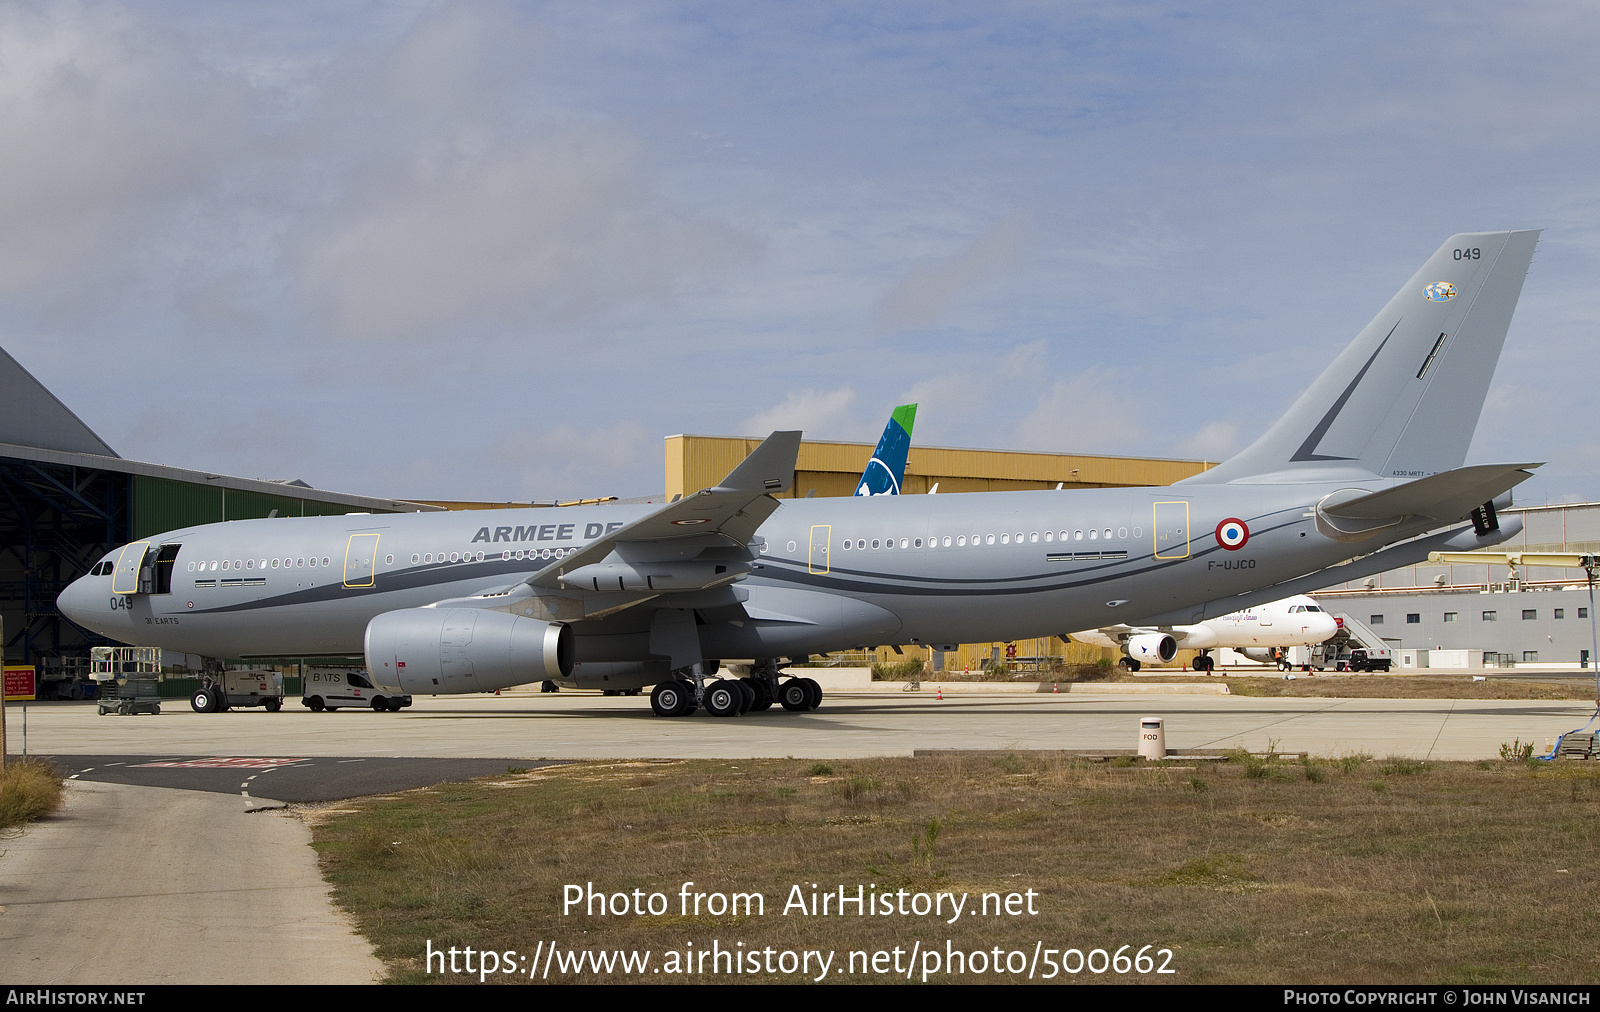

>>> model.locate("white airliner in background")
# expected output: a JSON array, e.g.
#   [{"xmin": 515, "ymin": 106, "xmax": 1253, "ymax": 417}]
[{"xmin": 1071, "ymin": 595, "xmax": 1339, "ymax": 671}]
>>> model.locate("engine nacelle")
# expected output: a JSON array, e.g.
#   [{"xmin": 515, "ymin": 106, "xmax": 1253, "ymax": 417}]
[
  {"xmin": 1126, "ymin": 632, "xmax": 1177, "ymax": 664},
  {"xmin": 365, "ymin": 607, "xmax": 573, "ymax": 695}
]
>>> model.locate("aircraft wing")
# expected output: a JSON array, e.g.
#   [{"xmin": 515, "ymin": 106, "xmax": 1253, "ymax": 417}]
[
  {"xmin": 1072, "ymin": 625, "xmax": 1207, "ymax": 647},
  {"xmin": 526, "ymin": 431, "xmax": 802, "ymax": 592}
]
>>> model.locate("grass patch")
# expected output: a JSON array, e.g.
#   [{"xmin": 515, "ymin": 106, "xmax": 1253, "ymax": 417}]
[
  {"xmin": 1219, "ymin": 676, "xmax": 1593, "ymax": 700},
  {"xmin": 310, "ymin": 753, "xmax": 1600, "ymax": 985},
  {"xmin": 0, "ymin": 759, "xmax": 64, "ymax": 829}
]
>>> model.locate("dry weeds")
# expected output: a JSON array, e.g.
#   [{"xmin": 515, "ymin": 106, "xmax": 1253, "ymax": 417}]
[
  {"xmin": 311, "ymin": 753, "xmax": 1600, "ymax": 985},
  {"xmin": 0, "ymin": 758, "xmax": 63, "ymax": 830}
]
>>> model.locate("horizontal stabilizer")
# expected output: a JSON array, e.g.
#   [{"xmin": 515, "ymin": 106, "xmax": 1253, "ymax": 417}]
[{"xmin": 1321, "ymin": 462, "xmax": 1539, "ymax": 520}]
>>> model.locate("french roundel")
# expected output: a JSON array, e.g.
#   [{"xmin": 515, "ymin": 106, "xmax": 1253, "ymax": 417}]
[{"xmin": 1215, "ymin": 518, "xmax": 1249, "ymax": 550}]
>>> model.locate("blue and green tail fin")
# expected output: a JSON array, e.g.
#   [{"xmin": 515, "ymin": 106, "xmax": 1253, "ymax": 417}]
[{"xmin": 855, "ymin": 404, "xmax": 917, "ymax": 496}]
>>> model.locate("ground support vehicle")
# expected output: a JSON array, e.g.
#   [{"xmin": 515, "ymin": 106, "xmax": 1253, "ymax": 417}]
[
  {"xmin": 190, "ymin": 669, "xmax": 286, "ymax": 712},
  {"xmin": 97, "ymin": 677, "xmax": 160, "ymax": 715},
  {"xmin": 301, "ymin": 668, "xmax": 411, "ymax": 712}
]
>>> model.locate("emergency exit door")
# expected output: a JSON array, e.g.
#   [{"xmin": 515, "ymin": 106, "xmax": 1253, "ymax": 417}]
[
  {"xmin": 343, "ymin": 533, "xmax": 380, "ymax": 588},
  {"xmin": 1153, "ymin": 502, "xmax": 1190, "ymax": 559}
]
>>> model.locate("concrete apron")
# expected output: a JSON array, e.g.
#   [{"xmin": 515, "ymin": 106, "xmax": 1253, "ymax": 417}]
[{"xmin": 0, "ymin": 779, "xmax": 383, "ymax": 985}]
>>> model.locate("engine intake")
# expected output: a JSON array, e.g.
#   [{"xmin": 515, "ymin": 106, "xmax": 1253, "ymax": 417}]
[
  {"xmin": 365, "ymin": 607, "xmax": 573, "ymax": 695},
  {"xmin": 1126, "ymin": 632, "xmax": 1177, "ymax": 664}
]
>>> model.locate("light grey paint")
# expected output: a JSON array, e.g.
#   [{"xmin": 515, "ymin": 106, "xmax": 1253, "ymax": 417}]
[{"xmin": 57, "ymin": 232, "xmax": 1546, "ymax": 699}]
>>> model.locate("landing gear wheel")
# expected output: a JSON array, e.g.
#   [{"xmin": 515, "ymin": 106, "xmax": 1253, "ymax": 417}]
[
  {"xmin": 779, "ymin": 679, "xmax": 810, "ymax": 711},
  {"xmin": 742, "ymin": 677, "xmax": 773, "ymax": 711},
  {"xmin": 264, "ymin": 697, "xmax": 282, "ymax": 712},
  {"xmin": 800, "ymin": 677, "xmax": 822, "ymax": 710},
  {"xmin": 704, "ymin": 679, "xmax": 743, "ymax": 717},
  {"xmin": 735, "ymin": 680, "xmax": 755, "ymax": 714},
  {"xmin": 191, "ymin": 690, "xmax": 213, "ymax": 713},
  {"xmin": 306, "ymin": 696, "xmax": 326, "ymax": 712},
  {"xmin": 1120, "ymin": 657, "xmax": 1141, "ymax": 672},
  {"xmin": 1195, "ymin": 655, "xmax": 1213, "ymax": 672},
  {"xmin": 651, "ymin": 680, "xmax": 693, "ymax": 717}
]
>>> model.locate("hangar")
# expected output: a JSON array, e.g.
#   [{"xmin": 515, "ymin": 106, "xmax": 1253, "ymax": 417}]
[{"xmin": 0, "ymin": 347, "xmax": 434, "ymax": 696}]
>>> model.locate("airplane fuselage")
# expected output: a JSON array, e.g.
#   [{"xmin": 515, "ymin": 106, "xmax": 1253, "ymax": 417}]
[{"xmin": 60, "ymin": 478, "xmax": 1438, "ymax": 668}]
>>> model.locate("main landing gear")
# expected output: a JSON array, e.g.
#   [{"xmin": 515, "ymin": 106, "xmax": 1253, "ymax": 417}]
[{"xmin": 648, "ymin": 659, "xmax": 822, "ymax": 718}]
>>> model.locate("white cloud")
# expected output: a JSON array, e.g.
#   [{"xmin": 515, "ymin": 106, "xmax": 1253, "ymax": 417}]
[
  {"xmin": 496, "ymin": 421, "xmax": 656, "ymax": 501},
  {"xmin": 1013, "ymin": 369, "xmax": 1145, "ymax": 455},
  {"xmin": 0, "ymin": 3, "xmax": 247, "ymax": 300},
  {"xmin": 293, "ymin": 127, "xmax": 756, "ymax": 340},
  {"xmin": 874, "ymin": 213, "xmax": 1033, "ymax": 332},
  {"xmin": 740, "ymin": 387, "xmax": 857, "ymax": 439},
  {"xmin": 1170, "ymin": 421, "xmax": 1240, "ymax": 462}
]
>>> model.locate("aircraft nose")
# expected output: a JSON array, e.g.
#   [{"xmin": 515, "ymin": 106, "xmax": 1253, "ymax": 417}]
[{"xmin": 57, "ymin": 576, "xmax": 95, "ymax": 629}]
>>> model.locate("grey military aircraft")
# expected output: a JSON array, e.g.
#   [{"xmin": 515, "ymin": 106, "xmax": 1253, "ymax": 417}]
[{"xmin": 59, "ymin": 231, "xmax": 1542, "ymax": 718}]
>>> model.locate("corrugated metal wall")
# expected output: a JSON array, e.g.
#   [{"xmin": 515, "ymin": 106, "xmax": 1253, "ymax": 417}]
[
  {"xmin": 665, "ymin": 435, "xmax": 1215, "ymax": 501},
  {"xmin": 132, "ymin": 476, "xmax": 377, "ymax": 539}
]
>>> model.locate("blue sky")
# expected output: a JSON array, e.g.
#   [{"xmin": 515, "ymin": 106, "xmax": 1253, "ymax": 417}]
[{"xmin": 3, "ymin": 2, "xmax": 1596, "ymax": 503}]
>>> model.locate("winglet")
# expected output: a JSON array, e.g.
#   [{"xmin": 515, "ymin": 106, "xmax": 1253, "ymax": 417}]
[{"xmin": 715, "ymin": 430, "xmax": 801, "ymax": 494}]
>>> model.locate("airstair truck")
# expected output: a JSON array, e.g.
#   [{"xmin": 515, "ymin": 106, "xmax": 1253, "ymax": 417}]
[{"xmin": 1316, "ymin": 613, "xmax": 1393, "ymax": 672}]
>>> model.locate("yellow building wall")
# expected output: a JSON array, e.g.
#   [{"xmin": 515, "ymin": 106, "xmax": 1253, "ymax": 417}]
[{"xmin": 666, "ymin": 435, "xmax": 1214, "ymax": 501}]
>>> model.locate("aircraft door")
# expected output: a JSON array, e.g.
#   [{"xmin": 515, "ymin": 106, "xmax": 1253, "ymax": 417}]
[
  {"xmin": 1258, "ymin": 608, "xmax": 1273, "ymax": 627},
  {"xmin": 808, "ymin": 526, "xmax": 831, "ymax": 575},
  {"xmin": 343, "ymin": 533, "xmax": 380, "ymax": 588},
  {"xmin": 1152, "ymin": 502, "xmax": 1190, "ymax": 559},
  {"xmin": 111, "ymin": 541, "xmax": 152, "ymax": 595}
]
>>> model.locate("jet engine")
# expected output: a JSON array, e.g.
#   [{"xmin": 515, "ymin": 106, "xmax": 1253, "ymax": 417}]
[
  {"xmin": 365, "ymin": 607, "xmax": 573, "ymax": 695},
  {"xmin": 1125, "ymin": 632, "xmax": 1177, "ymax": 664}
]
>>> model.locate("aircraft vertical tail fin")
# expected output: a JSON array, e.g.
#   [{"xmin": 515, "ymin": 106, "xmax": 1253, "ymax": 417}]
[
  {"xmin": 1186, "ymin": 230, "xmax": 1539, "ymax": 484},
  {"xmin": 855, "ymin": 403, "xmax": 917, "ymax": 496}
]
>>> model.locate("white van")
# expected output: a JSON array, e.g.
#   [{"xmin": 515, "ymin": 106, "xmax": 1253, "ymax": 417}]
[{"xmin": 302, "ymin": 669, "xmax": 412, "ymax": 712}]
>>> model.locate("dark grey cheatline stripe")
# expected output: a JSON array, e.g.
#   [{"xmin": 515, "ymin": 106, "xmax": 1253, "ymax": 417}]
[
  {"xmin": 754, "ymin": 515, "xmax": 1308, "ymax": 599},
  {"xmin": 175, "ymin": 554, "xmax": 569, "ymax": 615},
  {"xmin": 173, "ymin": 506, "xmax": 1306, "ymax": 613}
]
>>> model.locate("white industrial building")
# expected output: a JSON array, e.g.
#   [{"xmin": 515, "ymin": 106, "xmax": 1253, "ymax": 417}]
[{"xmin": 1310, "ymin": 501, "xmax": 1600, "ymax": 669}]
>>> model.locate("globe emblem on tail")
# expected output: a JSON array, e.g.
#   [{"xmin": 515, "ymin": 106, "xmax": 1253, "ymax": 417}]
[{"xmin": 1424, "ymin": 282, "xmax": 1456, "ymax": 302}]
